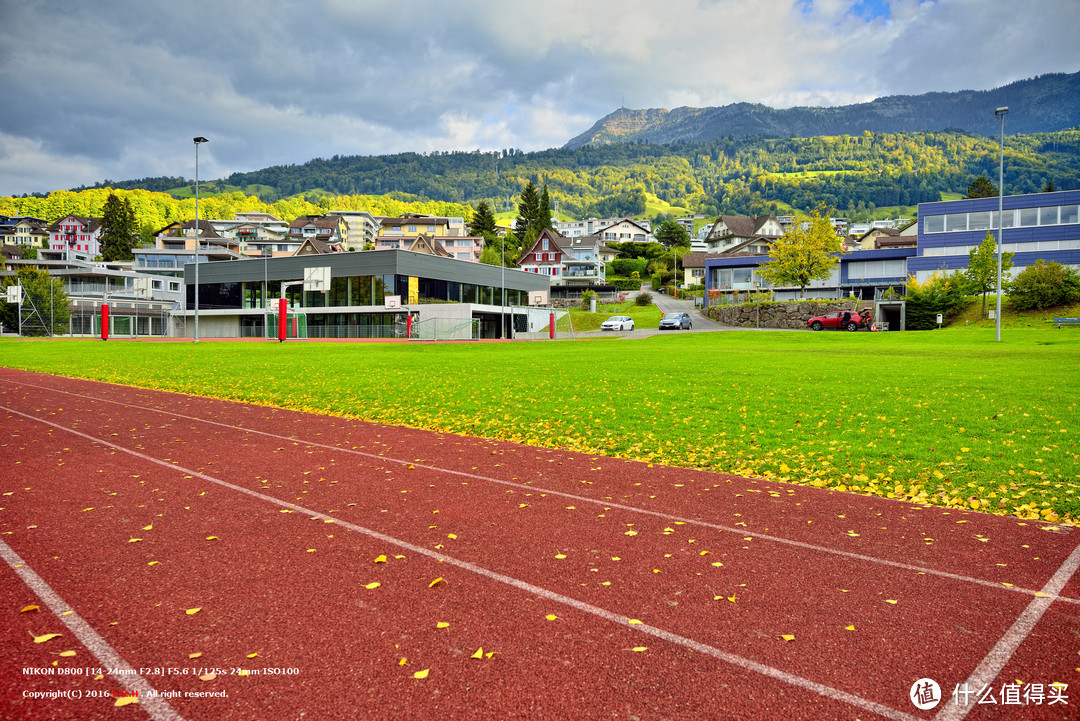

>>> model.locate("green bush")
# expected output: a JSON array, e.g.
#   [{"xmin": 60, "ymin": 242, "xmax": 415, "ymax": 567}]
[
  {"xmin": 611, "ymin": 258, "xmax": 649, "ymax": 277},
  {"xmin": 905, "ymin": 272, "xmax": 970, "ymax": 330},
  {"xmin": 1007, "ymin": 260, "xmax": 1080, "ymax": 310},
  {"xmin": 579, "ymin": 289, "xmax": 598, "ymax": 309},
  {"xmin": 610, "ymin": 278, "xmax": 642, "ymax": 291},
  {"xmin": 635, "ymin": 291, "xmax": 653, "ymax": 306}
]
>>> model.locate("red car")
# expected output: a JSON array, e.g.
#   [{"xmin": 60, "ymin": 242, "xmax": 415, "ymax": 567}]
[{"xmin": 807, "ymin": 310, "xmax": 870, "ymax": 332}]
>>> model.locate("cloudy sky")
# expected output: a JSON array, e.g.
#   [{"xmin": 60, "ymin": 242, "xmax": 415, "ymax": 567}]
[{"xmin": 1, "ymin": 0, "xmax": 1078, "ymax": 196}]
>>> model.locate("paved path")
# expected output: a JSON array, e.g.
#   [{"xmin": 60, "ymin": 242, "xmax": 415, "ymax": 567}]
[{"xmin": 1, "ymin": 368, "xmax": 1077, "ymax": 720}]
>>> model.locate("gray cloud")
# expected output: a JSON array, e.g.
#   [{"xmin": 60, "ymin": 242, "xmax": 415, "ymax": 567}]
[{"xmin": 1, "ymin": 0, "xmax": 1077, "ymax": 195}]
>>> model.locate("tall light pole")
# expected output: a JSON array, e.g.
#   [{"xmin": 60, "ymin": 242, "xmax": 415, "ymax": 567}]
[
  {"xmin": 263, "ymin": 247, "xmax": 272, "ymax": 338},
  {"xmin": 193, "ymin": 136, "xmax": 208, "ymax": 342},
  {"xmin": 994, "ymin": 108, "xmax": 1007, "ymax": 342}
]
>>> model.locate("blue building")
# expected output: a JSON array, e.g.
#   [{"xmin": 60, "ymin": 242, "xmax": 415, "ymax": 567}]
[{"xmin": 910, "ymin": 189, "xmax": 1080, "ymax": 282}]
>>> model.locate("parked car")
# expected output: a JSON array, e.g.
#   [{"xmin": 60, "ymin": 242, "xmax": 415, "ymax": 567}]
[
  {"xmin": 600, "ymin": 315, "xmax": 635, "ymax": 331},
  {"xmin": 658, "ymin": 312, "xmax": 692, "ymax": 330},
  {"xmin": 807, "ymin": 310, "xmax": 868, "ymax": 332}
]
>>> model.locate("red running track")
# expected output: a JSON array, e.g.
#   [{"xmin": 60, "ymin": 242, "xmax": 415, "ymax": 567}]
[{"xmin": 0, "ymin": 367, "xmax": 1077, "ymax": 721}]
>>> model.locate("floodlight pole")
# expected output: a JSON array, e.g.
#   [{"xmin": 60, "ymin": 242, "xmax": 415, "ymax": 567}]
[
  {"xmin": 193, "ymin": 136, "xmax": 208, "ymax": 342},
  {"xmin": 501, "ymin": 236, "xmax": 506, "ymax": 339},
  {"xmin": 994, "ymin": 108, "xmax": 1007, "ymax": 343}
]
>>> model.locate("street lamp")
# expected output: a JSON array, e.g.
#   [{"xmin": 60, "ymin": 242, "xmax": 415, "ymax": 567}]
[
  {"xmin": 193, "ymin": 136, "xmax": 208, "ymax": 342},
  {"xmin": 994, "ymin": 108, "xmax": 1007, "ymax": 342}
]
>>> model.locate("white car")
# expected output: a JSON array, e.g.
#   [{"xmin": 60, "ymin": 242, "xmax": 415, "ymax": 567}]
[{"xmin": 600, "ymin": 315, "xmax": 635, "ymax": 331}]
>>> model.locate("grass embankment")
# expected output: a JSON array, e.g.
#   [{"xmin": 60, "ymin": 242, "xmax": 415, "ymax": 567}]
[
  {"xmin": 561, "ymin": 301, "xmax": 662, "ymax": 332},
  {"xmin": 1, "ymin": 329, "xmax": 1076, "ymax": 524}
]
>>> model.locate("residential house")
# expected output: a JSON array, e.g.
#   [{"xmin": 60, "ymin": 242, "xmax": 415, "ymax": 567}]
[
  {"xmin": 705, "ymin": 214, "xmax": 784, "ymax": 254},
  {"xmin": 328, "ymin": 210, "xmax": 380, "ymax": 250},
  {"xmin": 295, "ymin": 237, "xmax": 345, "ymax": 255},
  {"xmin": 134, "ymin": 219, "xmax": 244, "ymax": 277},
  {"xmin": 518, "ymin": 228, "xmax": 569, "ymax": 282},
  {"xmin": 1, "ymin": 216, "xmax": 50, "ymax": 249},
  {"xmin": 555, "ymin": 217, "xmax": 651, "ymax": 239},
  {"xmin": 47, "ymin": 215, "xmax": 103, "ymax": 262},
  {"xmin": 597, "ymin": 218, "xmax": 653, "ymax": 244},
  {"xmin": 404, "ymin": 235, "xmax": 453, "ymax": 258},
  {"xmin": 679, "ymin": 252, "xmax": 725, "ymax": 287},
  {"xmin": 377, "ymin": 213, "xmax": 466, "ymax": 240},
  {"xmin": 289, "ymin": 215, "xmax": 347, "ymax": 249}
]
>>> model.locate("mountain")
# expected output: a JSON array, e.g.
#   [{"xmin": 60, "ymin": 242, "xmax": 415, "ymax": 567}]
[{"xmin": 565, "ymin": 71, "xmax": 1080, "ymax": 148}]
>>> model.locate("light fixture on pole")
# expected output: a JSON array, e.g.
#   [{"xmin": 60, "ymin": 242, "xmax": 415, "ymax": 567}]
[
  {"xmin": 994, "ymin": 108, "xmax": 1007, "ymax": 343},
  {"xmin": 193, "ymin": 136, "xmax": 208, "ymax": 342}
]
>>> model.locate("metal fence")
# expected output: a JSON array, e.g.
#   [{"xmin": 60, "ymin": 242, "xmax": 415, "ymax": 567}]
[{"xmin": 409, "ymin": 317, "xmax": 479, "ymax": 341}]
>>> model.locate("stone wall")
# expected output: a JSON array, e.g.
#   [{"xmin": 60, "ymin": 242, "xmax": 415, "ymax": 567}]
[{"xmin": 705, "ymin": 301, "xmax": 870, "ymax": 329}]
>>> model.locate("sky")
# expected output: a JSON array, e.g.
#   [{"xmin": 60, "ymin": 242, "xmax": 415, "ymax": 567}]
[{"xmin": 1, "ymin": 0, "xmax": 1078, "ymax": 196}]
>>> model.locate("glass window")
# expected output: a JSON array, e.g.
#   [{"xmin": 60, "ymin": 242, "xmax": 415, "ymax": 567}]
[
  {"xmin": 1039, "ymin": 206, "xmax": 1059, "ymax": 225},
  {"xmin": 1000, "ymin": 210, "xmax": 1015, "ymax": 228},
  {"xmin": 542, "ymin": 239, "xmax": 549, "ymax": 251},
  {"xmin": 733, "ymin": 268, "xmax": 752, "ymax": 284},
  {"xmin": 969, "ymin": 212, "xmax": 991, "ymax": 231},
  {"xmin": 1019, "ymin": 208, "xmax": 1038, "ymax": 227},
  {"xmin": 945, "ymin": 214, "xmax": 967, "ymax": 232}
]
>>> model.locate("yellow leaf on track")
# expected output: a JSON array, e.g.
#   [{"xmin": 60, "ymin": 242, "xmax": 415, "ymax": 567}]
[
  {"xmin": 554, "ymin": 554, "xmax": 566, "ymax": 559},
  {"xmin": 545, "ymin": 614, "xmax": 558, "ymax": 621},
  {"xmin": 147, "ymin": 561, "xmax": 159, "ymax": 566},
  {"xmin": 128, "ymin": 538, "xmax": 142, "ymax": 543},
  {"xmin": 205, "ymin": 536, "xmax": 218, "ymax": 541},
  {"xmin": 189, "ymin": 652, "xmax": 202, "ymax": 659},
  {"xmin": 32, "ymin": 633, "xmax": 61, "ymax": 643},
  {"xmin": 413, "ymin": 669, "xmax": 429, "ymax": 679},
  {"xmin": 885, "ymin": 599, "xmax": 898, "ymax": 604},
  {"xmin": 20, "ymin": 605, "xmax": 39, "ymax": 613},
  {"xmin": 628, "ymin": 619, "xmax": 642, "ymax": 625},
  {"xmin": 365, "ymin": 582, "xmax": 381, "ymax": 590},
  {"xmin": 142, "ymin": 525, "xmax": 153, "ymax": 531},
  {"xmin": 631, "ymin": 647, "xmax": 648, "ymax": 652},
  {"xmin": 114, "ymin": 696, "xmax": 139, "ymax": 707},
  {"xmin": 845, "ymin": 625, "xmax": 856, "ymax": 631},
  {"xmin": 437, "ymin": 622, "xmax": 450, "ymax": 629},
  {"xmin": 199, "ymin": 673, "xmax": 216, "ymax": 682},
  {"xmin": 780, "ymin": 634, "xmax": 795, "ymax": 642},
  {"xmin": 428, "ymin": 577, "xmax": 444, "ymax": 588},
  {"xmin": 247, "ymin": 653, "xmax": 259, "ymax": 658},
  {"xmin": 471, "ymin": 647, "xmax": 484, "ymax": 659},
  {"xmin": 185, "ymin": 608, "xmax": 201, "ymax": 615}
]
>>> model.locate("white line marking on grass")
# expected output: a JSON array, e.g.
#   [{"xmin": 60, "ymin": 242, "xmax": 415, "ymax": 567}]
[
  {"xmin": 1, "ymin": 381, "xmax": 1072, "ymax": 606},
  {"xmin": 0, "ymin": 539, "xmax": 188, "ymax": 721},
  {"xmin": 2, "ymin": 403, "xmax": 921, "ymax": 721},
  {"xmin": 933, "ymin": 540, "xmax": 1080, "ymax": 721}
]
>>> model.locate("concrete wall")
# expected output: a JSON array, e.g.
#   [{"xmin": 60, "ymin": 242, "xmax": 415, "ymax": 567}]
[{"xmin": 705, "ymin": 301, "xmax": 871, "ymax": 329}]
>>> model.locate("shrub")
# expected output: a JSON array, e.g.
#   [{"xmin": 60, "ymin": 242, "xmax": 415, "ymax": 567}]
[
  {"xmin": 611, "ymin": 258, "xmax": 649, "ymax": 277},
  {"xmin": 1007, "ymin": 260, "xmax": 1080, "ymax": 310},
  {"xmin": 635, "ymin": 291, "xmax": 653, "ymax": 306},
  {"xmin": 579, "ymin": 289, "xmax": 598, "ymax": 309},
  {"xmin": 610, "ymin": 278, "xmax": 642, "ymax": 291},
  {"xmin": 904, "ymin": 272, "xmax": 970, "ymax": 330}
]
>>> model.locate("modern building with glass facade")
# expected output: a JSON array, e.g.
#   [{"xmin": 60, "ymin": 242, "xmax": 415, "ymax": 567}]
[
  {"xmin": 180, "ymin": 249, "xmax": 550, "ymax": 340},
  {"xmin": 909, "ymin": 189, "xmax": 1080, "ymax": 281}
]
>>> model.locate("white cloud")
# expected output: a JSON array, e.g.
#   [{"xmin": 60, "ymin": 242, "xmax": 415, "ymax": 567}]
[{"xmin": 0, "ymin": 0, "xmax": 1077, "ymax": 195}]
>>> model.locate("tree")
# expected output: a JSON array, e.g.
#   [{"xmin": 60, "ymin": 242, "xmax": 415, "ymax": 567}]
[
  {"xmin": 966, "ymin": 176, "xmax": 998, "ymax": 199},
  {"xmin": 757, "ymin": 206, "xmax": 844, "ymax": 298},
  {"xmin": 0, "ymin": 268, "xmax": 71, "ymax": 336},
  {"xmin": 100, "ymin": 192, "xmax": 137, "ymax": 261},
  {"xmin": 1007, "ymin": 260, "xmax": 1080, "ymax": 310},
  {"xmin": 964, "ymin": 231, "xmax": 1014, "ymax": 317},
  {"xmin": 653, "ymin": 219, "xmax": 690, "ymax": 249},
  {"xmin": 905, "ymin": 271, "xmax": 969, "ymax": 329},
  {"xmin": 469, "ymin": 200, "xmax": 497, "ymax": 237},
  {"xmin": 538, "ymin": 185, "xmax": 554, "ymax": 231},
  {"xmin": 1043, "ymin": 179, "xmax": 1056, "ymax": 192},
  {"xmin": 514, "ymin": 181, "xmax": 540, "ymax": 238},
  {"xmin": 478, "ymin": 244, "xmax": 502, "ymax": 266}
]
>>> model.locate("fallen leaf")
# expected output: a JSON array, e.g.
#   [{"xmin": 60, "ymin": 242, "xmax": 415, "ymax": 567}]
[
  {"xmin": 247, "ymin": 653, "xmax": 259, "ymax": 658},
  {"xmin": 128, "ymin": 538, "xmax": 142, "ymax": 543},
  {"xmin": 398, "ymin": 657, "xmax": 408, "ymax": 666},
  {"xmin": 364, "ymin": 582, "xmax": 381, "ymax": 590},
  {"xmin": 628, "ymin": 619, "xmax": 642, "ymax": 625},
  {"xmin": 199, "ymin": 672, "xmax": 216, "ymax": 681},
  {"xmin": 845, "ymin": 625, "xmax": 856, "ymax": 631},
  {"xmin": 189, "ymin": 652, "xmax": 202, "ymax": 659},
  {"xmin": 471, "ymin": 647, "xmax": 484, "ymax": 659},
  {"xmin": 545, "ymin": 614, "xmax": 558, "ymax": 621},
  {"xmin": 780, "ymin": 634, "xmax": 795, "ymax": 642},
  {"xmin": 185, "ymin": 608, "xmax": 201, "ymax": 615},
  {"xmin": 428, "ymin": 577, "xmax": 445, "ymax": 588},
  {"xmin": 205, "ymin": 536, "xmax": 218, "ymax": 541},
  {"xmin": 436, "ymin": 622, "xmax": 449, "ymax": 629},
  {"xmin": 114, "ymin": 696, "xmax": 139, "ymax": 707},
  {"xmin": 554, "ymin": 554, "xmax": 567, "ymax": 559},
  {"xmin": 885, "ymin": 599, "xmax": 898, "ymax": 605},
  {"xmin": 147, "ymin": 561, "xmax": 159, "ymax": 566},
  {"xmin": 20, "ymin": 605, "xmax": 39, "ymax": 613},
  {"xmin": 413, "ymin": 669, "xmax": 429, "ymax": 679},
  {"xmin": 631, "ymin": 647, "xmax": 648, "ymax": 652},
  {"xmin": 58, "ymin": 650, "xmax": 76, "ymax": 657},
  {"xmin": 32, "ymin": 633, "xmax": 62, "ymax": 643},
  {"xmin": 142, "ymin": 525, "xmax": 153, "ymax": 531}
]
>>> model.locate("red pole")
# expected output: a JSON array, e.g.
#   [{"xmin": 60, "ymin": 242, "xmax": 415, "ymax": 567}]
[
  {"xmin": 278, "ymin": 297, "xmax": 287, "ymax": 342},
  {"xmin": 406, "ymin": 314, "xmax": 412, "ymax": 339},
  {"xmin": 100, "ymin": 304, "xmax": 109, "ymax": 341},
  {"xmin": 549, "ymin": 311, "xmax": 555, "ymax": 340}
]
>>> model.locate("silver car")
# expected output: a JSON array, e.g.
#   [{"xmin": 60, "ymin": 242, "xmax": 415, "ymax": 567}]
[{"xmin": 658, "ymin": 312, "xmax": 692, "ymax": 330}]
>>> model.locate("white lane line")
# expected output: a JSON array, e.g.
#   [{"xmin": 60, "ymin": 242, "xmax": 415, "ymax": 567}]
[
  {"xmin": 2, "ymin": 403, "xmax": 921, "ymax": 721},
  {"xmin": 934, "ymin": 540, "xmax": 1080, "ymax": 721},
  {"xmin": 0, "ymin": 540, "xmax": 188, "ymax": 721},
  {"xmin": 1, "ymin": 380, "xmax": 1073, "ymax": 605}
]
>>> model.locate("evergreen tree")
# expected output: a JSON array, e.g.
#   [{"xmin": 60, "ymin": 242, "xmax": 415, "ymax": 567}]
[
  {"xmin": 100, "ymin": 192, "xmax": 136, "ymax": 261},
  {"xmin": 966, "ymin": 176, "xmax": 998, "ymax": 199},
  {"xmin": 469, "ymin": 200, "xmax": 497, "ymax": 237},
  {"xmin": 1043, "ymin": 179, "xmax": 1056, "ymax": 192},
  {"xmin": 515, "ymin": 181, "xmax": 540, "ymax": 238},
  {"xmin": 538, "ymin": 185, "xmax": 553, "ymax": 231}
]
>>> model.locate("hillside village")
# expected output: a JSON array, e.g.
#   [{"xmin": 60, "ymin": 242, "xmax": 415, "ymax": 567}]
[{"xmin": 1, "ymin": 182, "xmax": 1078, "ymax": 339}]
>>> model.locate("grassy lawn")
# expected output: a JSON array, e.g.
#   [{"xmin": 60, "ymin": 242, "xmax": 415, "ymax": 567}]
[
  {"xmin": 1, "ymin": 328, "xmax": 1076, "ymax": 524},
  {"xmin": 562, "ymin": 301, "xmax": 663, "ymax": 332}
]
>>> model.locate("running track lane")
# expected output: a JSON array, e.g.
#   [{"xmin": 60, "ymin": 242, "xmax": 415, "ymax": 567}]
[{"xmin": 0, "ymin": 369, "xmax": 1077, "ymax": 720}]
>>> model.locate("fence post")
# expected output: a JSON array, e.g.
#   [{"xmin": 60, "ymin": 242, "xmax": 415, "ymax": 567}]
[
  {"xmin": 278, "ymin": 297, "xmax": 287, "ymax": 342},
  {"xmin": 101, "ymin": 304, "xmax": 109, "ymax": 341},
  {"xmin": 549, "ymin": 311, "xmax": 555, "ymax": 340}
]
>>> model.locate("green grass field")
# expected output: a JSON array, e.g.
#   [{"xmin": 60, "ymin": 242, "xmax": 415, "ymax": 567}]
[{"xmin": 1, "ymin": 328, "xmax": 1076, "ymax": 524}]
